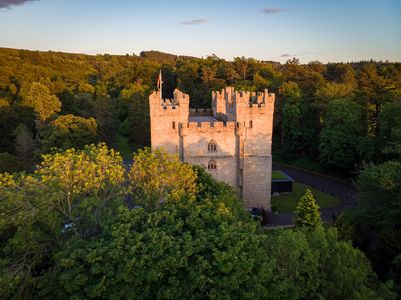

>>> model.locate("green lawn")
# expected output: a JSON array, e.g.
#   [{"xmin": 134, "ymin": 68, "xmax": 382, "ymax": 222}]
[
  {"xmin": 116, "ymin": 135, "xmax": 133, "ymax": 161},
  {"xmin": 272, "ymin": 170, "xmax": 289, "ymax": 180},
  {"xmin": 271, "ymin": 182, "xmax": 340, "ymax": 213}
]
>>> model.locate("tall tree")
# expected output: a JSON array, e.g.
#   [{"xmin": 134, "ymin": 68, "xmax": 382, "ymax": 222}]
[
  {"xmin": 24, "ymin": 82, "xmax": 61, "ymax": 123},
  {"xmin": 14, "ymin": 123, "xmax": 35, "ymax": 170},
  {"xmin": 319, "ymin": 99, "xmax": 367, "ymax": 169},
  {"xmin": 41, "ymin": 114, "xmax": 97, "ymax": 152},
  {"xmin": 128, "ymin": 148, "xmax": 197, "ymax": 209},
  {"xmin": 295, "ymin": 189, "xmax": 321, "ymax": 229}
]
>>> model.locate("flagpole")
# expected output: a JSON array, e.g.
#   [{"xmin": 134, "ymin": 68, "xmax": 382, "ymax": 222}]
[{"xmin": 159, "ymin": 70, "xmax": 163, "ymax": 100}]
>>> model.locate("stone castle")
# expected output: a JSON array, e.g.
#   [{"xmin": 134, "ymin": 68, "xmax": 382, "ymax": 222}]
[{"xmin": 149, "ymin": 86, "xmax": 275, "ymax": 210}]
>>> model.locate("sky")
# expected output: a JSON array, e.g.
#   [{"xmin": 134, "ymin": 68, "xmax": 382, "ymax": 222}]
[{"xmin": 0, "ymin": 0, "xmax": 400, "ymax": 63}]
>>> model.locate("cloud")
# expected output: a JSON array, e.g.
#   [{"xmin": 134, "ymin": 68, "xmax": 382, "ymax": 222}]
[
  {"xmin": 261, "ymin": 8, "xmax": 288, "ymax": 14},
  {"xmin": 281, "ymin": 53, "xmax": 291, "ymax": 57},
  {"xmin": 0, "ymin": 0, "xmax": 38, "ymax": 9},
  {"xmin": 181, "ymin": 18, "xmax": 207, "ymax": 26}
]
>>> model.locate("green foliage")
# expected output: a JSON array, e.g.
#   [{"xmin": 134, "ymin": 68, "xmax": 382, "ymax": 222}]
[
  {"xmin": 390, "ymin": 254, "xmax": 401, "ymax": 296},
  {"xmin": 358, "ymin": 161, "xmax": 401, "ymax": 227},
  {"xmin": 338, "ymin": 161, "xmax": 401, "ymax": 293},
  {"xmin": 266, "ymin": 227, "xmax": 393, "ymax": 299},
  {"xmin": 118, "ymin": 118, "xmax": 130, "ymax": 136},
  {"xmin": 36, "ymin": 143, "xmax": 125, "ymax": 233},
  {"xmin": 24, "ymin": 82, "xmax": 61, "ymax": 122},
  {"xmin": 0, "ymin": 142, "xmax": 394, "ymax": 299},
  {"xmin": 14, "ymin": 123, "xmax": 35, "ymax": 170},
  {"xmin": 315, "ymin": 82, "xmax": 355, "ymax": 102},
  {"xmin": 378, "ymin": 101, "xmax": 401, "ymax": 160},
  {"xmin": 0, "ymin": 105, "xmax": 35, "ymax": 154},
  {"xmin": 42, "ymin": 114, "xmax": 97, "ymax": 151},
  {"xmin": 0, "ymin": 152, "xmax": 24, "ymax": 173},
  {"xmin": 49, "ymin": 199, "xmax": 274, "ymax": 299},
  {"xmin": 319, "ymin": 98, "xmax": 365, "ymax": 169},
  {"xmin": 281, "ymin": 101, "xmax": 318, "ymax": 156},
  {"xmin": 295, "ymin": 189, "xmax": 321, "ymax": 228},
  {"xmin": 94, "ymin": 96, "xmax": 120, "ymax": 146},
  {"xmin": 0, "ymin": 47, "xmax": 399, "ymax": 175},
  {"xmin": 0, "ymin": 172, "xmax": 63, "ymax": 298},
  {"xmin": 124, "ymin": 83, "xmax": 151, "ymax": 146},
  {"xmin": 278, "ymin": 81, "xmax": 302, "ymax": 100},
  {"xmin": 128, "ymin": 148, "xmax": 197, "ymax": 209}
]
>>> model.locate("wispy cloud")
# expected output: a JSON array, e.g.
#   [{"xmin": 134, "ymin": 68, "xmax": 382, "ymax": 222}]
[
  {"xmin": 281, "ymin": 53, "xmax": 291, "ymax": 57},
  {"xmin": 181, "ymin": 18, "xmax": 207, "ymax": 26},
  {"xmin": 261, "ymin": 8, "xmax": 289, "ymax": 14},
  {"xmin": 0, "ymin": 0, "xmax": 38, "ymax": 9}
]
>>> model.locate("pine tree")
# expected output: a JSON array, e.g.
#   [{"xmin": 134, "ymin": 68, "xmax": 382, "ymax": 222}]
[
  {"xmin": 14, "ymin": 123, "xmax": 35, "ymax": 170},
  {"xmin": 295, "ymin": 189, "xmax": 321, "ymax": 228}
]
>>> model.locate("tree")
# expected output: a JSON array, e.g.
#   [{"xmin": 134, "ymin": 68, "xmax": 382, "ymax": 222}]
[
  {"xmin": 124, "ymin": 83, "xmax": 151, "ymax": 147},
  {"xmin": 48, "ymin": 197, "xmax": 275, "ymax": 299},
  {"xmin": 358, "ymin": 161, "xmax": 401, "ymax": 228},
  {"xmin": 128, "ymin": 148, "xmax": 197, "ymax": 209},
  {"xmin": 295, "ymin": 189, "xmax": 321, "ymax": 228},
  {"xmin": 265, "ymin": 227, "xmax": 394, "ymax": 299},
  {"xmin": 0, "ymin": 143, "xmax": 126, "ymax": 298},
  {"xmin": 337, "ymin": 161, "xmax": 401, "ymax": 291},
  {"xmin": 35, "ymin": 143, "xmax": 125, "ymax": 235},
  {"xmin": 24, "ymin": 82, "xmax": 61, "ymax": 123},
  {"xmin": 14, "ymin": 123, "xmax": 35, "ymax": 170},
  {"xmin": 281, "ymin": 101, "xmax": 318, "ymax": 156},
  {"xmin": 93, "ymin": 96, "xmax": 120, "ymax": 146},
  {"xmin": 319, "ymin": 99, "xmax": 365, "ymax": 169},
  {"xmin": 49, "ymin": 201, "xmax": 393, "ymax": 299},
  {"xmin": 278, "ymin": 81, "xmax": 302, "ymax": 101},
  {"xmin": 0, "ymin": 172, "xmax": 62, "ymax": 299},
  {"xmin": 0, "ymin": 105, "xmax": 35, "ymax": 154},
  {"xmin": 315, "ymin": 82, "xmax": 355, "ymax": 102},
  {"xmin": 0, "ymin": 152, "xmax": 24, "ymax": 173},
  {"xmin": 378, "ymin": 101, "xmax": 401, "ymax": 160},
  {"xmin": 42, "ymin": 114, "xmax": 97, "ymax": 152}
]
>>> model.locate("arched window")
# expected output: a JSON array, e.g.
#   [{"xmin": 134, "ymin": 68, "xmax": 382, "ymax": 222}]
[
  {"xmin": 208, "ymin": 159, "xmax": 217, "ymax": 170},
  {"xmin": 208, "ymin": 140, "xmax": 217, "ymax": 152}
]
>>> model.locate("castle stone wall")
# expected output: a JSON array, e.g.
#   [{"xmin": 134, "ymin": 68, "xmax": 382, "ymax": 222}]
[{"xmin": 149, "ymin": 86, "xmax": 275, "ymax": 210}]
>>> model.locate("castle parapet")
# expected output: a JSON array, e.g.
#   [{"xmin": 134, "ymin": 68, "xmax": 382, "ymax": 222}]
[
  {"xmin": 181, "ymin": 121, "xmax": 236, "ymax": 135},
  {"xmin": 189, "ymin": 108, "xmax": 213, "ymax": 116}
]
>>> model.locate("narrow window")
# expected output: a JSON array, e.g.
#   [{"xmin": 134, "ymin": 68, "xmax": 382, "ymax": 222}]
[
  {"xmin": 249, "ymin": 121, "xmax": 253, "ymax": 128},
  {"xmin": 172, "ymin": 121, "xmax": 175, "ymax": 129},
  {"xmin": 208, "ymin": 159, "xmax": 217, "ymax": 170},
  {"xmin": 208, "ymin": 140, "xmax": 217, "ymax": 152}
]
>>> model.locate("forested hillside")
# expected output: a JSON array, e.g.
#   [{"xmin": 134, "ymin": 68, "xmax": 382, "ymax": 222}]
[
  {"xmin": 0, "ymin": 145, "xmax": 396, "ymax": 298},
  {"xmin": 1, "ymin": 47, "xmax": 400, "ymax": 174},
  {"xmin": 0, "ymin": 48, "xmax": 401, "ymax": 298}
]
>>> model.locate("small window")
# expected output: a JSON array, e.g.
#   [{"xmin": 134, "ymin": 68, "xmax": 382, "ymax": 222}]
[
  {"xmin": 249, "ymin": 121, "xmax": 253, "ymax": 128},
  {"xmin": 208, "ymin": 140, "xmax": 217, "ymax": 152},
  {"xmin": 208, "ymin": 159, "xmax": 217, "ymax": 170},
  {"xmin": 172, "ymin": 121, "xmax": 175, "ymax": 129}
]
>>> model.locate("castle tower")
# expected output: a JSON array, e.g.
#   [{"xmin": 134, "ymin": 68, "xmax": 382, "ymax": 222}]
[
  {"xmin": 149, "ymin": 86, "xmax": 275, "ymax": 211},
  {"xmin": 149, "ymin": 89, "xmax": 189, "ymax": 155},
  {"xmin": 235, "ymin": 89, "xmax": 275, "ymax": 210}
]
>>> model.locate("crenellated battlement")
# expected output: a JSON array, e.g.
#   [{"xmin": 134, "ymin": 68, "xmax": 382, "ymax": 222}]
[
  {"xmin": 150, "ymin": 82, "xmax": 275, "ymax": 211},
  {"xmin": 212, "ymin": 87, "xmax": 274, "ymax": 105},
  {"xmin": 212, "ymin": 87, "xmax": 275, "ymax": 120},
  {"xmin": 189, "ymin": 108, "xmax": 213, "ymax": 116},
  {"xmin": 181, "ymin": 121, "xmax": 237, "ymax": 134}
]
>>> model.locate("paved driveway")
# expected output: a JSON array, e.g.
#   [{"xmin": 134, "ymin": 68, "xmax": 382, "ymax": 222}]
[{"xmin": 267, "ymin": 163, "xmax": 358, "ymax": 226}]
